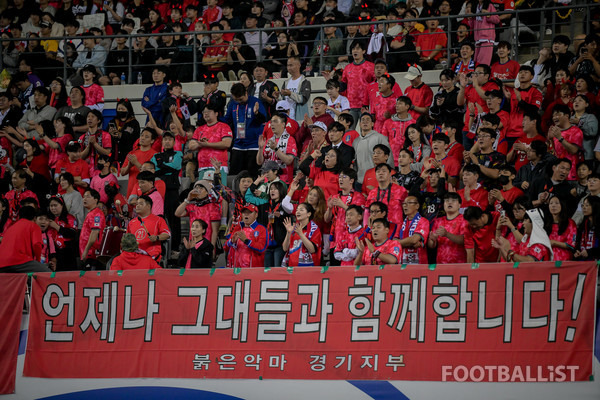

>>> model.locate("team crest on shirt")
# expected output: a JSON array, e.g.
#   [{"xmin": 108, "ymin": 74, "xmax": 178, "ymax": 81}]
[
  {"xmin": 346, "ymin": 134, "xmax": 351, "ymax": 142},
  {"xmin": 94, "ymin": 216, "xmax": 100, "ymax": 223},
  {"xmin": 254, "ymin": 231, "xmax": 260, "ymax": 237},
  {"xmin": 534, "ymin": 247, "xmax": 541, "ymax": 254}
]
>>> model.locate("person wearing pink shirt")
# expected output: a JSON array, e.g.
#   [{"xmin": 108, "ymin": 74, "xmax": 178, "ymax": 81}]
[
  {"xmin": 79, "ymin": 188, "xmax": 105, "ymax": 270},
  {"xmin": 341, "ymin": 41, "xmax": 375, "ymax": 128},
  {"xmin": 189, "ymin": 103, "xmax": 233, "ymax": 184},
  {"xmin": 469, "ymin": 0, "xmax": 500, "ymax": 66},
  {"xmin": 547, "ymin": 104, "xmax": 583, "ymax": 180},
  {"xmin": 369, "ymin": 74, "xmax": 398, "ymax": 134},
  {"xmin": 381, "ymin": 96, "xmax": 415, "ymax": 166},
  {"xmin": 428, "ymin": 193, "xmax": 468, "ymax": 264}
]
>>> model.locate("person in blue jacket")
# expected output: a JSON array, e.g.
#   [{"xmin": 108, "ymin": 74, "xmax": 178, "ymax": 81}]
[
  {"xmin": 221, "ymin": 82, "xmax": 267, "ymax": 176},
  {"xmin": 141, "ymin": 66, "xmax": 168, "ymax": 126}
]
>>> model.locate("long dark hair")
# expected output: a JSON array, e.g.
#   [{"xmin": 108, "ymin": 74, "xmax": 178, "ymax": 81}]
[
  {"xmin": 576, "ymin": 196, "xmax": 600, "ymax": 249},
  {"xmin": 48, "ymin": 196, "xmax": 70, "ymax": 224},
  {"xmin": 51, "ymin": 78, "xmax": 69, "ymax": 109},
  {"xmin": 1, "ymin": 31, "xmax": 15, "ymax": 52},
  {"xmin": 404, "ymin": 123, "xmax": 427, "ymax": 147},
  {"xmin": 543, "ymin": 197, "xmax": 570, "ymax": 236},
  {"xmin": 269, "ymin": 180, "xmax": 286, "ymax": 205}
]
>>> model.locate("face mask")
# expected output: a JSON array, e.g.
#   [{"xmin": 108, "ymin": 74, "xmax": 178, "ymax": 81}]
[
  {"xmin": 498, "ymin": 175, "xmax": 510, "ymax": 185},
  {"xmin": 116, "ymin": 111, "xmax": 128, "ymax": 119}
]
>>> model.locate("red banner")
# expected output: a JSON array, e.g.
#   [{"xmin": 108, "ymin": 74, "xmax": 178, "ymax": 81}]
[
  {"xmin": 0, "ymin": 274, "xmax": 27, "ymax": 394},
  {"xmin": 24, "ymin": 262, "xmax": 597, "ymax": 382}
]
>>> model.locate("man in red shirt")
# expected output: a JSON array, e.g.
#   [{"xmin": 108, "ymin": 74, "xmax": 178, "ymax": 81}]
[
  {"xmin": 416, "ymin": 18, "xmax": 447, "ymax": 70},
  {"xmin": 489, "ymin": 165, "xmax": 524, "ymax": 214},
  {"xmin": 0, "ymin": 206, "xmax": 50, "ymax": 272},
  {"xmin": 226, "ymin": 204, "xmax": 268, "ymax": 268},
  {"xmin": 396, "ymin": 195, "xmax": 429, "ymax": 264},
  {"xmin": 404, "ymin": 65, "xmax": 433, "ymax": 120},
  {"xmin": 369, "ymin": 74, "xmax": 398, "ymax": 134},
  {"xmin": 547, "ymin": 104, "xmax": 583, "ymax": 181},
  {"xmin": 356, "ymin": 218, "xmax": 401, "ymax": 266},
  {"xmin": 365, "ymin": 59, "xmax": 403, "ymax": 108},
  {"xmin": 457, "ymin": 64, "xmax": 499, "ymax": 149},
  {"xmin": 333, "ymin": 204, "xmax": 366, "ymax": 266},
  {"xmin": 341, "ymin": 41, "xmax": 375, "ymax": 128},
  {"xmin": 202, "ymin": 24, "xmax": 228, "ymax": 74},
  {"xmin": 127, "ymin": 195, "xmax": 171, "ymax": 261},
  {"xmin": 421, "ymin": 133, "xmax": 461, "ymax": 187},
  {"xmin": 366, "ymin": 163, "xmax": 407, "ymax": 225},
  {"xmin": 507, "ymin": 111, "xmax": 546, "ymax": 171},
  {"xmin": 121, "ymin": 128, "xmax": 158, "ymax": 197},
  {"xmin": 503, "ymin": 65, "xmax": 543, "ymax": 150},
  {"xmin": 296, "ymin": 97, "xmax": 335, "ymax": 152},
  {"xmin": 257, "ymin": 113, "xmax": 298, "ymax": 185},
  {"xmin": 458, "ymin": 164, "xmax": 489, "ymax": 212},
  {"xmin": 381, "ymin": 96, "xmax": 416, "ymax": 166},
  {"xmin": 428, "ymin": 192, "xmax": 468, "ymax": 264},
  {"xmin": 464, "ymin": 206, "xmax": 501, "ymax": 263},
  {"xmin": 441, "ymin": 119, "xmax": 465, "ymax": 164},
  {"xmin": 491, "ymin": 41, "xmax": 520, "ymax": 87},
  {"xmin": 80, "ymin": 188, "xmax": 105, "ymax": 269},
  {"xmin": 109, "ymin": 233, "xmax": 161, "ymax": 271}
]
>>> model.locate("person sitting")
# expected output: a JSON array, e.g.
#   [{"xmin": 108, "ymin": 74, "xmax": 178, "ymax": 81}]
[
  {"xmin": 126, "ymin": 195, "xmax": 171, "ymax": 261},
  {"xmin": 355, "ymin": 218, "xmax": 401, "ymax": 266},
  {"xmin": 110, "ymin": 233, "xmax": 161, "ymax": 271},
  {"xmin": 493, "ymin": 208, "xmax": 553, "ymax": 262},
  {"xmin": 333, "ymin": 204, "xmax": 366, "ymax": 266}
]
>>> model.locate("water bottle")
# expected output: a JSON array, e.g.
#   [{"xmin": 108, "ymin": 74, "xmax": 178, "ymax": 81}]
[
  {"xmin": 137, "ymin": 72, "xmax": 143, "ymax": 84},
  {"xmin": 120, "ymin": 72, "xmax": 126, "ymax": 84}
]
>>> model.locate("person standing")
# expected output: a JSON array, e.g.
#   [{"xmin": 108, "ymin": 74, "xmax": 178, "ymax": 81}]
[
  {"xmin": 428, "ymin": 193, "xmax": 468, "ymax": 264},
  {"xmin": 141, "ymin": 66, "xmax": 169, "ymax": 126},
  {"xmin": 79, "ymin": 188, "xmax": 105, "ymax": 270},
  {"xmin": 151, "ymin": 131, "xmax": 183, "ymax": 249},
  {"xmin": 222, "ymin": 83, "xmax": 267, "ymax": 176},
  {"xmin": 341, "ymin": 41, "xmax": 375, "ymax": 128}
]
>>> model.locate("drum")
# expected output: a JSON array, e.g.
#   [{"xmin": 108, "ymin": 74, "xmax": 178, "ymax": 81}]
[{"xmin": 98, "ymin": 227, "xmax": 124, "ymax": 259}]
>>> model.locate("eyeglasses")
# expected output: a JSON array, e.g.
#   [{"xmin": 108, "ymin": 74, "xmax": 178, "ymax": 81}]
[{"xmin": 477, "ymin": 134, "xmax": 492, "ymax": 139}]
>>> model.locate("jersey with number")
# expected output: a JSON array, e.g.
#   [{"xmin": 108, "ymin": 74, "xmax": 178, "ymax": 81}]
[
  {"xmin": 127, "ymin": 214, "xmax": 171, "ymax": 260},
  {"xmin": 431, "ymin": 215, "xmax": 467, "ymax": 264}
]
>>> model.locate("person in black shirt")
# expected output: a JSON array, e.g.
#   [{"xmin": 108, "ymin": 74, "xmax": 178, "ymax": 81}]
[{"xmin": 179, "ymin": 219, "xmax": 214, "ymax": 268}]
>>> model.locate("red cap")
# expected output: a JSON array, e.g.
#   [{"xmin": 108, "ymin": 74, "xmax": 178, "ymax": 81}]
[{"xmin": 241, "ymin": 204, "xmax": 258, "ymax": 213}]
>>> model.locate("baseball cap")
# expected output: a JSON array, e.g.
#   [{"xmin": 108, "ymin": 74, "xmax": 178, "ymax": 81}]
[
  {"xmin": 241, "ymin": 204, "xmax": 258, "ymax": 213},
  {"xmin": 404, "ymin": 65, "xmax": 423, "ymax": 80},
  {"xmin": 308, "ymin": 121, "xmax": 328, "ymax": 131},
  {"xmin": 276, "ymin": 99, "xmax": 292, "ymax": 111}
]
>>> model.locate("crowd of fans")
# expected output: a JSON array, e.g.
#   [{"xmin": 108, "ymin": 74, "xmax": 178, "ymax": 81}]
[{"xmin": 0, "ymin": 0, "xmax": 599, "ymax": 273}]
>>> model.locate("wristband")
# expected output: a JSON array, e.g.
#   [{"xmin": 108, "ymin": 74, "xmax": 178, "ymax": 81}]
[
  {"xmin": 372, "ymin": 250, "xmax": 381, "ymax": 259},
  {"xmin": 184, "ymin": 199, "xmax": 190, "ymax": 204}
]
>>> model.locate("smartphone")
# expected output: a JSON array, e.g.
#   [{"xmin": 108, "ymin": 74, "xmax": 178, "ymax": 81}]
[{"xmin": 109, "ymin": 122, "xmax": 116, "ymax": 130}]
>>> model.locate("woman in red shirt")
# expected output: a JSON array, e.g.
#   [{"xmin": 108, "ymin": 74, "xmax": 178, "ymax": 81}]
[
  {"xmin": 48, "ymin": 195, "xmax": 79, "ymax": 271},
  {"xmin": 299, "ymin": 147, "xmax": 342, "ymax": 201},
  {"xmin": 282, "ymin": 203, "xmax": 322, "ymax": 267}
]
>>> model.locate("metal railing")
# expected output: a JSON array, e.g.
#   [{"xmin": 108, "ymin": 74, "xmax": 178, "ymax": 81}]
[{"xmin": 0, "ymin": 2, "xmax": 595, "ymax": 85}]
